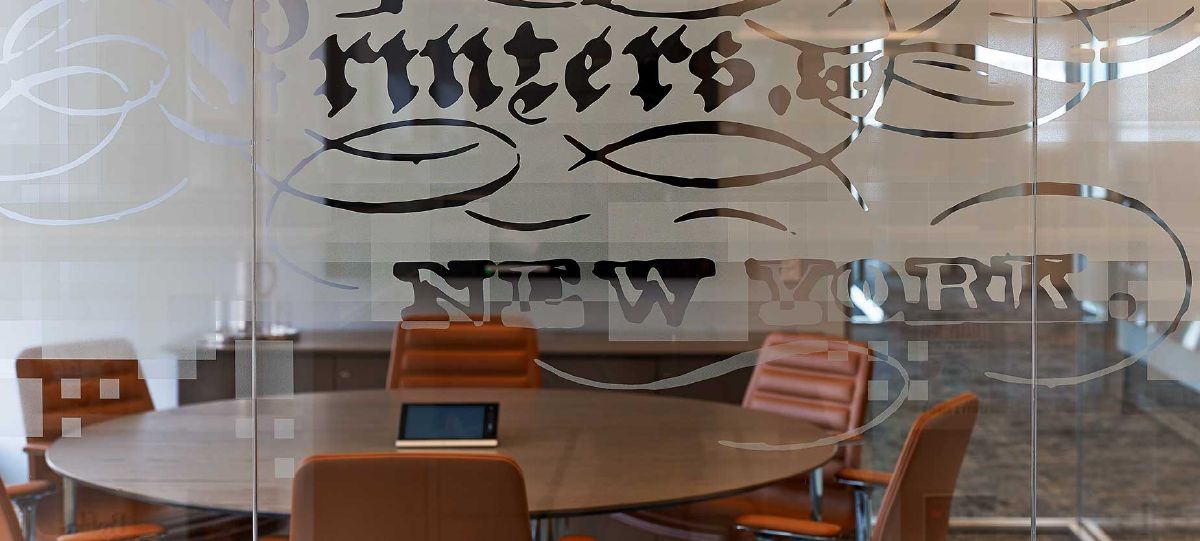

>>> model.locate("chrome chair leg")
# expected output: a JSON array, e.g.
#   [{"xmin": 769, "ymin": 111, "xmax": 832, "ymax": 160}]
[
  {"xmin": 531, "ymin": 517, "xmax": 553, "ymax": 541},
  {"xmin": 15, "ymin": 499, "xmax": 37, "ymax": 541},
  {"xmin": 853, "ymin": 487, "xmax": 872, "ymax": 541},
  {"xmin": 808, "ymin": 468, "xmax": 824, "ymax": 522},
  {"xmin": 12, "ymin": 489, "xmax": 54, "ymax": 541}
]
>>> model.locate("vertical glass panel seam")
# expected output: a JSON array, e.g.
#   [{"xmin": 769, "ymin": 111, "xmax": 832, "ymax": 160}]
[
  {"xmin": 1030, "ymin": 0, "xmax": 1040, "ymax": 538},
  {"xmin": 250, "ymin": 0, "xmax": 260, "ymax": 537}
]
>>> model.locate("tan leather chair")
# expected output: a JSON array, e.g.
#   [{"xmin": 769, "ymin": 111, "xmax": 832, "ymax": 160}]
[
  {"xmin": 16, "ymin": 354, "xmax": 154, "ymax": 482},
  {"xmin": 262, "ymin": 453, "xmax": 593, "ymax": 541},
  {"xmin": 1, "ymin": 477, "xmax": 162, "ymax": 541},
  {"xmin": 387, "ymin": 317, "xmax": 541, "ymax": 388},
  {"xmin": 735, "ymin": 392, "xmax": 981, "ymax": 541},
  {"xmin": 14, "ymin": 346, "xmax": 255, "ymax": 540},
  {"xmin": 618, "ymin": 333, "xmax": 873, "ymax": 540}
]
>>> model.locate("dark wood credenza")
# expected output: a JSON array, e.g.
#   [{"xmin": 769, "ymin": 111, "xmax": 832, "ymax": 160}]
[{"xmin": 178, "ymin": 329, "xmax": 767, "ymax": 406}]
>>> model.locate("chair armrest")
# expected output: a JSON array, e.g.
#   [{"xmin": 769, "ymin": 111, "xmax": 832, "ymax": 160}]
[
  {"xmin": 6, "ymin": 480, "xmax": 55, "ymax": 500},
  {"xmin": 735, "ymin": 515, "xmax": 842, "ymax": 539},
  {"xmin": 23, "ymin": 443, "xmax": 50, "ymax": 456},
  {"xmin": 57, "ymin": 524, "xmax": 165, "ymax": 541},
  {"xmin": 836, "ymin": 468, "xmax": 892, "ymax": 488}
]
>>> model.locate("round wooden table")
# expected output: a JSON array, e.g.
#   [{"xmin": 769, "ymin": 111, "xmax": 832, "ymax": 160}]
[{"xmin": 47, "ymin": 388, "xmax": 834, "ymax": 519}]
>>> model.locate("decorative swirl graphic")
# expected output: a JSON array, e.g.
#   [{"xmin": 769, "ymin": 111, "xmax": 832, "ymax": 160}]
[
  {"xmin": 991, "ymin": 0, "xmax": 1138, "ymax": 24},
  {"xmin": 564, "ymin": 120, "xmax": 867, "ymax": 211},
  {"xmin": 578, "ymin": 0, "xmax": 782, "ymax": 19},
  {"xmin": 307, "ymin": 128, "xmax": 479, "ymax": 163},
  {"xmin": 0, "ymin": 178, "xmax": 189, "ymax": 226},
  {"xmin": 488, "ymin": 0, "xmax": 577, "ymax": 8},
  {"xmin": 274, "ymin": 119, "xmax": 520, "ymax": 214},
  {"xmin": 745, "ymin": 0, "xmax": 1200, "ymax": 197},
  {"xmin": 673, "ymin": 208, "xmax": 791, "ymax": 233},
  {"xmin": 1, "ymin": 0, "xmax": 312, "ymax": 226},
  {"xmin": 0, "ymin": 0, "xmax": 178, "ymax": 225},
  {"xmin": 337, "ymin": 0, "xmax": 781, "ymax": 17},
  {"xmin": 465, "ymin": 210, "xmax": 590, "ymax": 231},
  {"xmin": 263, "ymin": 118, "xmax": 520, "ymax": 289},
  {"xmin": 537, "ymin": 337, "xmax": 911, "ymax": 451},
  {"xmin": 932, "ymin": 182, "xmax": 1192, "ymax": 388},
  {"xmin": 338, "ymin": 0, "xmax": 406, "ymax": 18}
]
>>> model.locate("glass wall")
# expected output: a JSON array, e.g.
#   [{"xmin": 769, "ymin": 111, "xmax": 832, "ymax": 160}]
[
  {"xmin": 1, "ymin": 0, "xmax": 1197, "ymax": 540},
  {"xmin": 1034, "ymin": 1, "xmax": 1200, "ymax": 539},
  {"xmin": 0, "ymin": 0, "xmax": 257, "ymax": 537}
]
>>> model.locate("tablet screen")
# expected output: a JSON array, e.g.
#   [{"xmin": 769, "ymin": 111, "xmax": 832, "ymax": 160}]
[{"xmin": 400, "ymin": 403, "xmax": 498, "ymax": 440}]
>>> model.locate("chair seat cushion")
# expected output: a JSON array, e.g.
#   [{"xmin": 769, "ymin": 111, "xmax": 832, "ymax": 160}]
[
  {"xmin": 57, "ymin": 523, "xmax": 164, "ymax": 541},
  {"xmin": 617, "ymin": 475, "xmax": 857, "ymax": 541},
  {"xmin": 736, "ymin": 514, "xmax": 842, "ymax": 538}
]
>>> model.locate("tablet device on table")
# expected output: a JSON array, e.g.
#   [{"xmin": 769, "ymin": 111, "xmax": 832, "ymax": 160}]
[{"xmin": 396, "ymin": 403, "xmax": 499, "ymax": 448}]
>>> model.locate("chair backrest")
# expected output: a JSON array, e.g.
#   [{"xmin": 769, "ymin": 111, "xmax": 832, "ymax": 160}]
[
  {"xmin": 289, "ymin": 453, "xmax": 533, "ymax": 541},
  {"xmin": 387, "ymin": 318, "xmax": 540, "ymax": 389},
  {"xmin": 742, "ymin": 332, "xmax": 873, "ymax": 468},
  {"xmin": 872, "ymin": 392, "xmax": 980, "ymax": 541},
  {"xmin": 0, "ymin": 479, "xmax": 22, "ymax": 541},
  {"xmin": 16, "ymin": 351, "xmax": 154, "ymax": 446}
]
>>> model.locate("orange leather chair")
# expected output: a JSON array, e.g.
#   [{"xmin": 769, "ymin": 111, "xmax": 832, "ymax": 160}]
[
  {"xmin": 3, "ymin": 478, "xmax": 54, "ymax": 541},
  {"xmin": 387, "ymin": 317, "xmax": 541, "ymax": 388},
  {"xmin": 1, "ymin": 477, "xmax": 163, "ymax": 541},
  {"xmin": 735, "ymin": 392, "xmax": 980, "ymax": 541},
  {"xmin": 617, "ymin": 332, "xmax": 873, "ymax": 540},
  {"xmin": 261, "ymin": 453, "xmax": 592, "ymax": 541}
]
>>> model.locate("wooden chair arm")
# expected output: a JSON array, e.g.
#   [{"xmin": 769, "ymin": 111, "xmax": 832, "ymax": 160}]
[
  {"xmin": 836, "ymin": 468, "xmax": 892, "ymax": 488},
  {"xmin": 57, "ymin": 524, "xmax": 165, "ymax": 541},
  {"xmin": 23, "ymin": 443, "xmax": 50, "ymax": 456},
  {"xmin": 6, "ymin": 480, "xmax": 55, "ymax": 500},
  {"xmin": 736, "ymin": 514, "xmax": 842, "ymax": 539}
]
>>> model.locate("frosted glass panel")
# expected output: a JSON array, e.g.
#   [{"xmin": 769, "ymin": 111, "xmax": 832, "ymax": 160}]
[
  {"xmin": 0, "ymin": 0, "xmax": 256, "ymax": 536},
  {"xmin": 1033, "ymin": 0, "xmax": 1200, "ymax": 538},
  {"xmin": 255, "ymin": 1, "xmax": 1036, "ymax": 539},
  {"xmin": 4, "ymin": 0, "xmax": 1199, "ymax": 540}
]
